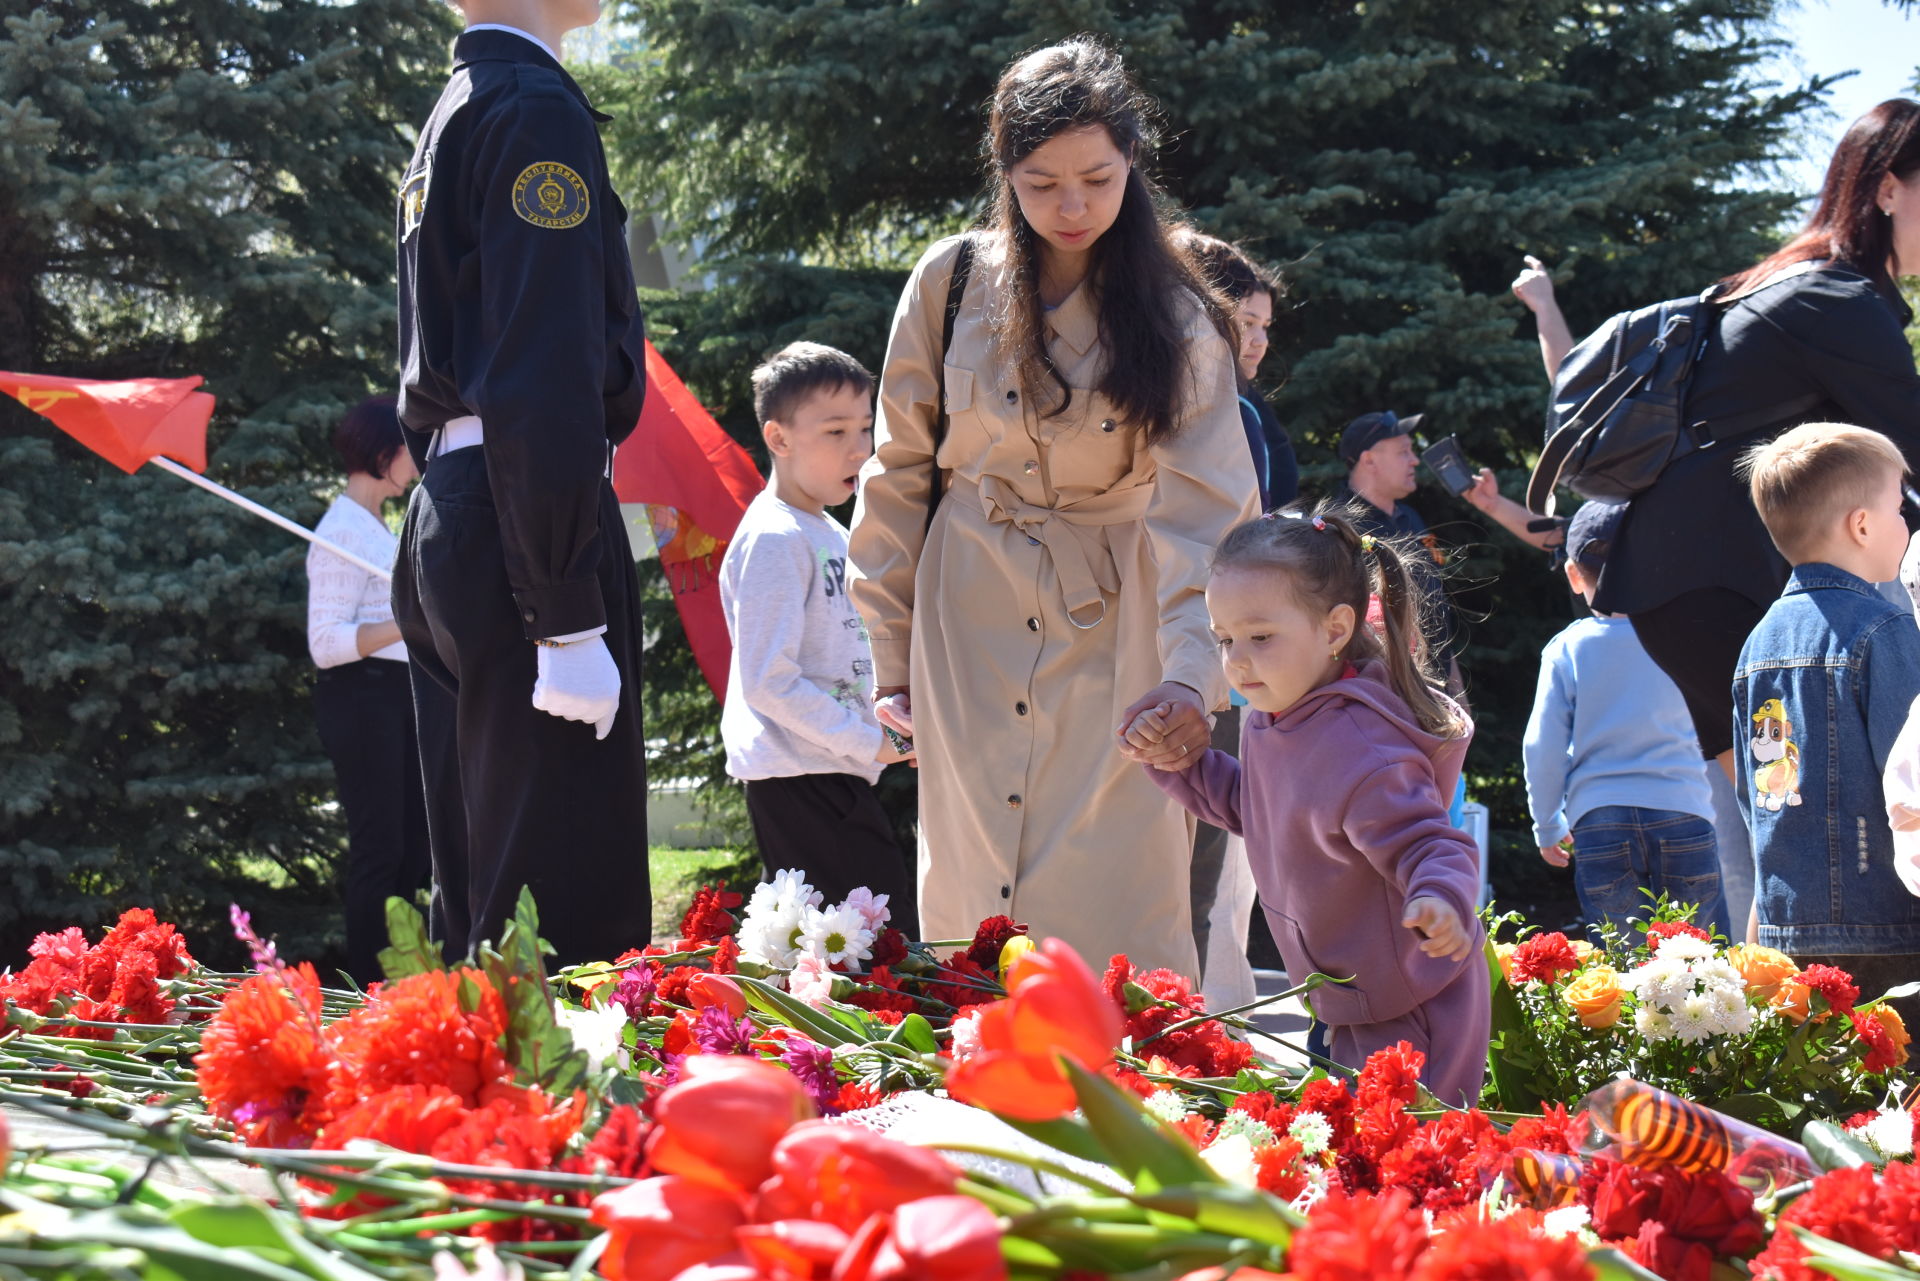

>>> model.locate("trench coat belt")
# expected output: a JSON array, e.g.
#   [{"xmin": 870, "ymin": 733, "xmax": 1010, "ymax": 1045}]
[{"xmin": 956, "ymin": 475, "xmax": 1153, "ymax": 629}]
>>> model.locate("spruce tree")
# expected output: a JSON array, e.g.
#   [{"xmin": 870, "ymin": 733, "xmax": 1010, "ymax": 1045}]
[
  {"xmin": 0, "ymin": 0, "xmax": 454, "ymax": 962},
  {"xmin": 597, "ymin": 0, "xmax": 1827, "ymax": 893}
]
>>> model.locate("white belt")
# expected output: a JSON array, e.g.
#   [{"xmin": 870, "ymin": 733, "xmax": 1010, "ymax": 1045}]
[{"xmin": 430, "ymin": 415, "xmax": 615, "ymax": 477}]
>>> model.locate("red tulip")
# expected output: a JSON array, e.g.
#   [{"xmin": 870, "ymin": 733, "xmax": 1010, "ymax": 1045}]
[
  {"xmin": 691, "ymin": 972, "xmax": 750, "ymax": 1018},
  {"xmin": 753, "ymin": 1120, "xmax": 958, "ymax": 1233},
  {"xmin": 736, "ymin": 1218, "xmax": 852, "ymax": 1278},
  {"xmin": 589, "ymin": 1176, "xmax": 746, "ymax": 1281},
  {"xmin": 944, "ymin": 938, "xmax": 1122, "ymax": 1120},
  {"xmin": 866, "ymin": 1196, "xmax": 1007, "ymax": 1281},
  {"xmin": 647, "ymin": 1055, "xmax": 817, "ymax": 1193}
]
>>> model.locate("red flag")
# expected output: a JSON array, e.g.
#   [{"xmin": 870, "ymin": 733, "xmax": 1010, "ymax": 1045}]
[
  {"xmin": 615, "ymin": 342, "xmax": 764, "ymax": 699},
  {"xmin": 2, "ymin": 373, "xmax": 212, "ymax": 474}
]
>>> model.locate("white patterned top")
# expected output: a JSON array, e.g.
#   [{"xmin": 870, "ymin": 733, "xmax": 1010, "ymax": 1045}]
[{"xmin": 306, "ymin": 496, "xmax": 405, "ymax": 667}]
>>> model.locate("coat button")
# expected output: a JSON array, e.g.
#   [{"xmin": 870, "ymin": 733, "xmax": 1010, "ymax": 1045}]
[
  {"xmin": 1006, "ymin": 794, "xmax": 1022, "ymax": 810},
  {"xmin": 1006, "ymin": 389, "xmax": 1018, "ymax": 403},
  {"xmin": 522, "ymin": 609, "xmax": 536, "ymax": 623},
  {"xmin": 1026, "ymin": 617, "xmax": 1040, "ymax": 631},
  {"xmin": 1023, "ymin": 459, "xmax": 1039, "ymax": 475},
  {"xmin": 1015, "ymin": 701, "xmax": 1028, "ymax": 716},
  {"xmin": 1101, "ymin": 419, "xmax": 1116, "ymax": 432},
  {"xmin": 1000, "ymin": 884, "xmax": 1011, "ymax": 899}
]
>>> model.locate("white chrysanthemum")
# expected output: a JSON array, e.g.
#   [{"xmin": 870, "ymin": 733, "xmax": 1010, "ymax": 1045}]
[
  {"xmin": 1144, "ymin": 1090, "xmax": 1189, "ymax": 1124},
  {"xmin": 799, "ymin": 901, "xmax": 875, "ymax": 966},
  {"xmin": 1216, "ymin": 1111, "xmax": 1277, "ymax": 1149},
  {"xmin": 1634, "ymin": 1005, "xmax": 1674, "ymax": 1040},
  {"xmin": 555, "ymin": 1002, "xmax": 629, "ymax": 1073},
  {"xmin": 1671, "ymin": 993, "xmax": 1715, "ymax": 1043},
  {"xmin": 1200, "ymin": 1132, "xmax": 1258, "ymax": 1186},
  {"xmin": 739, "ymin": 900, "xmax": 806, "ymax": 969},
  {"xmin": 1865, "ymin": 1109, "xmax": 1916, "ymax": 1159},
  {"xmin": 1710, "ymin": 987, "xmax": 1754, "ymax": 1036},
  {"xmin": 752, "ymin": 868, "xmax": 822, "ymax": 914},
  {"xmin": 1289, "ymin": 1110, "xmax": 1335, "ymax": 1157},
  {"xmin": 1542, "ymin": 1204, "xmax": 1595, "ymax": 1242},
  {"xmin": 1654, "ymin": 934, "xmax": 1716, "ymax": 962},
  {"xmin": 1696, "ymin": 957, "xmax": 1744, "ymax": 989}
]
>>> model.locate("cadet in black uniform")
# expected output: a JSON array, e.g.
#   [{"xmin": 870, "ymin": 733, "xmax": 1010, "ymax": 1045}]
[{"xmin": 392, "ymin": 6, "xmax": 649, "ymax": 966}]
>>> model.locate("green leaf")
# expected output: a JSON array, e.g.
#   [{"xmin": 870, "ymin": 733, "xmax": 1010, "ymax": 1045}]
[
  {"xmin": 736, "ymin": 974, "xmax": 860, "ymax": 1046},
  {"xmin": 1483, "ymin": 939, "xmax": 1549, "ymax": 1112},
  {"xmin": 477, "ymin": 887, "xmax": 590, "ymax": 1097},
  {"xmin": 1792, "ymin": 1227, "xmax": 1920, "ymax": 1280},
  {"xmin": 1863, "ymin": 981, "xmax": 1920, "ymax": 1005},
  {"xmin": 1802, "ymin": 1119, "xmax": 1880, "ymax": 1172},
  {"xmin": 1710, "ymin": 1092, "xmax": 1798, "ymax": 1130},
  {"xmin": 998, "ymin": 1116, "xmax": 1118, "ymax": 1166},
  {"xmin": 376, "ymin": 897, "xmax": 444, "ymax": 980},
  {"xmin": 1062, "ymin": 1059, "xmax": 1219, "ymax": 1194},
  {"xmin": 893, "ymin": 1013, "xmax": 939, "ymax": 1054},
  {"xmin": 168, "ymin": 1201, "xmax": 385, "ymax": 1281}
]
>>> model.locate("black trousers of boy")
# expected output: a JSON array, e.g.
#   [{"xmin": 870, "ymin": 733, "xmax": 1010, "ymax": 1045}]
[
  {"xmin": 745, "ymin": 774, "xmax": 916, "ymax": 936},
  {"xmin": 312, "ymin": 659, "xmax": 432, "ymax": 985},
  {"xmin": 393, "ymin": 446, "xmax": 650, "ymax": 967}
]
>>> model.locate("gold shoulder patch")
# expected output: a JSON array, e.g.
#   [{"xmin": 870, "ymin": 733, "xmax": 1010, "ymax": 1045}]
[
  {"xmin": 511, "ymin": 161, "xmax": 590, "ymax": 229},
  {"xmin": 399, "ymin": 153, "xmax": 432, "ymax": 241}
]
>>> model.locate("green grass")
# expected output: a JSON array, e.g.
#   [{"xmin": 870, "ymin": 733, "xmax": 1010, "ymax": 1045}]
[{"xmin": 650, "ymin": 846, "xmax": 758, "ymax": 942}]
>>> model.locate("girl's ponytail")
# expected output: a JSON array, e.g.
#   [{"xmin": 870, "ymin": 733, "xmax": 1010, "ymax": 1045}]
[{"xmin": 1348, "ymin": 518, "xmax": 1468, "ymax": 739}]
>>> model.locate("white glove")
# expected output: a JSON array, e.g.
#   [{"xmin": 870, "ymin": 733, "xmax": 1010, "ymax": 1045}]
[{"xmin": 531, "ymin": 636, "xmax": 621, "ymax": 739}]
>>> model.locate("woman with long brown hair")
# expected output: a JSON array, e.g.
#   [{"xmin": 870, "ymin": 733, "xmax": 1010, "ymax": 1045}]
[
  {"xmin": 848, "ymin": 39, "xmax": 1258, "ymax": 975},
  {"xmin": 1594, "ymin": 99, "xmax": 1920, "ymax": 781}
]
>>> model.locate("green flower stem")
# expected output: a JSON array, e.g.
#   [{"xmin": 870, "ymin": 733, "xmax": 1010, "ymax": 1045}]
[
  {"xmin": 929, "ymin": 1143, "xmax": 1119, "ymax": 1195},
  {"xmin": 953, "ymin": 1176, "xmax": 1034, "ymax": 1217},
  {"xmin": 340, "ymin": 1208, "xmax": 517, "ymax": 1238},
  {"xmin": 1, "ymin": 1067, "xmax": 200, "ymax": 1094},
  {"xmin": 1005, "ymin": 1198, "xmax": 1152, "ymax": 1232},
  {"xmin": 1132, "ymin": 978, "xmax": 1324, "ymax": 1051}
]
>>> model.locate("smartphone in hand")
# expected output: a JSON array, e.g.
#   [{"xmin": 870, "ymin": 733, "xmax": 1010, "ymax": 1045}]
[{"xmin": 1421, "ymin": 435, "xmax": 1476, "ymax": 496}]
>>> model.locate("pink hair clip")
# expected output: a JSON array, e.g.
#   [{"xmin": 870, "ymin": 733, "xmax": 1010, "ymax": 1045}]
[{"xmin": 1311, "ymin": 515, "xmax": 1327, "ymax": 531}]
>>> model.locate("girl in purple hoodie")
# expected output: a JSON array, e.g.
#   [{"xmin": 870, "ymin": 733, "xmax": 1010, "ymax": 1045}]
[{"xmin": 1127, "ymin": 503, "xmax": 1490, "ymax": 1104}]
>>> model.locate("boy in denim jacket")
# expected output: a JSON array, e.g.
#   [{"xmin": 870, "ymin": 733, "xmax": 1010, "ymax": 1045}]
[{"xmin": 1733, "ymin": 424, "xmax": 1920, "ymax": 1026}]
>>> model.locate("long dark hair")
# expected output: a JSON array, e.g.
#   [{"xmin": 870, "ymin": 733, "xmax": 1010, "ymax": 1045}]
[
  {"xmin": 982, "ymin": 38, "xmax": 1229, "ymax": 444},
  {"xmin": 1722, "ymin": 98, "xmax": 1920, "ymax": 298},
  {"xmin": 1210, "ymin": 501, "xmax": 1468, "ymax": 739},
  {"xmin": 1173, "ymin": 228, "xmax": 1283, "ymax": 393}
]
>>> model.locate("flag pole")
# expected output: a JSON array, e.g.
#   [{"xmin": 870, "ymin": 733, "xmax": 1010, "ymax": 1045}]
[{"xmin": 149, "ymin": 455, "xmax": 393, "ymax": 581}]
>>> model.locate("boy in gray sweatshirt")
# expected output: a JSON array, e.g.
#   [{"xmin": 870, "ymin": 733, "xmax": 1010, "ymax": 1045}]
[{"xmin": 719, "ymin": 344, "xmax": 916, "ymax": 917}]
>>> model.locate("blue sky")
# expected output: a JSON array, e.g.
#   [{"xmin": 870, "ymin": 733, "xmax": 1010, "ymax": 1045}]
[{"xmin": 1768, "ymin": 0, "xmax": 1920, "ymax": 194}]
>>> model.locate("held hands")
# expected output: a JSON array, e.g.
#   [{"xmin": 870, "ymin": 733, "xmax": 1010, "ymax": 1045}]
[
  {"xmin": 1116, "ymin": 681, "xmax": 1209, "ymax": 771},
  {"xmin": 874, "ymin": 688, "xmax": 918, "ymax": 769},
  {"xmin": 1539, "ymin": 837, "xmax": 1573, "ymax": 868},
  {"xmin": 1403, "ymin": 895, "xmax": 1473, "ymax": 962},
  {"xmin": 532, "ymin": 635, "xmax": 621, "ymax": 740},
  {"xmin": 1511, "ymin": 255, "xmax": 1556, "ymax": 313}
]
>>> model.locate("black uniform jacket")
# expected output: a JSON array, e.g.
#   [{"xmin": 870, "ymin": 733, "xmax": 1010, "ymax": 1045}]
[
  {"xmin": 396, "ymin": 28, "xmax": 646, "ymax": 639},
  {"xmin": 1594, "ymin": 263, "xmax": 1920, "ymax": 616}
]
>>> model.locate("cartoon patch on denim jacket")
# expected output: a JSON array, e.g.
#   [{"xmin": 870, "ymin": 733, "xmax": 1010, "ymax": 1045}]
[{"xmin": 1751, "ymin": 698, "xmax": 1803, "ymax": 811}]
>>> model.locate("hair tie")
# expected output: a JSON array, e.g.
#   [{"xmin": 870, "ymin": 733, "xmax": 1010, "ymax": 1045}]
[
  {"xmin": 1360, "ymin": 533, "xmax": 1376, "ymax": 553},
  {"xmin": 1311, "ymin": 515, "xmax": 1326, "ymax": 532}
]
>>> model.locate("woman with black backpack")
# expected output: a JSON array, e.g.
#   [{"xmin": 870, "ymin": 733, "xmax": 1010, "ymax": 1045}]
[{"xmin": 1590, "ymin": 99, "xmax": 1920, "ymax": 780}]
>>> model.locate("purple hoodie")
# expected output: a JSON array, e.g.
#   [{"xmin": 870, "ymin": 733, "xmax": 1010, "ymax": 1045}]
[{"xmin": 1151, "ymin": 660, "xmax": 1484, "ymax": 1026}]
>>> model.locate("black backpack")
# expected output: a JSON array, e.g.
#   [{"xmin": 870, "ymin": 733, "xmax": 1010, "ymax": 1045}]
[{"xmin": 1524, "ymin": 263, "xmax": 1824, "ymax": 515}]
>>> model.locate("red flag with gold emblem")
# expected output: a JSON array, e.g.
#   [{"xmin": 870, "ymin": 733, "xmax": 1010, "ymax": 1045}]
[
  {"xmin": 613, "ymin": 342, "xmax": 764, "ymax": 700},
  {"xmin": 3, "ymin": 373, "xmax": 212, "ymax": 473}
]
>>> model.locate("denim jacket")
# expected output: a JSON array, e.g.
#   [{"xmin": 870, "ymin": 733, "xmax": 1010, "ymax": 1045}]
[{"xmin": 1732, "ymin": 563, "xmax": 1920, "ymax": 955}]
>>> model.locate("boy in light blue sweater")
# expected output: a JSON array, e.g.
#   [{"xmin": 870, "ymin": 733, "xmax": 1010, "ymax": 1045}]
[{"xmin": 1524, "ymin": 501, "xmax": 1730, "ymax": 938}]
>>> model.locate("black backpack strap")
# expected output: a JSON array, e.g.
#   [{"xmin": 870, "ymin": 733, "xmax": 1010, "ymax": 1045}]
[{"xmin": 927, "ymin": 234, "xmax": 976, "ymax": 538}]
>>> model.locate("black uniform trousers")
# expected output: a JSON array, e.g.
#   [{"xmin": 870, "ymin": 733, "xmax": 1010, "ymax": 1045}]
[
  {"xmin": 312, "ymin": 658, "xmax": 433, "ymax": 985},
  {"xmin": 393, "ymin": 445, "xmax": 650, "ymax": 967}
]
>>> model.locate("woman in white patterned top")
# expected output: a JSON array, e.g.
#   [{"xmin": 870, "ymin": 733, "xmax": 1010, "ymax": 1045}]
[{"xmin": 306, "ymin": 395, "xmax": 428, "ymax": 984}]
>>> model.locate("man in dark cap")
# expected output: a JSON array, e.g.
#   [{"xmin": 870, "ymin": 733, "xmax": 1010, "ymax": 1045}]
[
  {"xmin": 1333, "ymin": 411, "xmax": 1463, "ymax": 689},
  {"xmin": 391, "ymin": 0, "xmax": 650, "ymax": 966}
]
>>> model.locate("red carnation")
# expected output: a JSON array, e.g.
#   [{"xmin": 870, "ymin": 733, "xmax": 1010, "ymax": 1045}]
[
  {"xmin": 1798, "ymin": 964, "xmax": 1859, "ymax": 1017},
  {"xmin": 1287, "ymin": 1189, "xmax": 1429, "ymax": 1281},
  {"xmin": 1355, "ymin": 1041, "xmax": 1425, "ymax": 1109},
  {"xmin": 964, "ymin": 915, "xmax": 1028, "ymax": 969},
  {"xmin": 869, "ymin": 928, "xmax": 908, "ymax": 969},
  {"xmin": 1751, "ymin": 1165, "xmax": 1899, "ymax": 1281},
  {"xmin": 678, "ymin": 885, "xmax": 744, "ymax": 945},
  {"xmin": 1408, "ymin": 1212, "xmax": 1595, "ymax": 1281},
  {"xmin": 1645, "ymin": 920, "xmax": 1711, "ymax": 948},
  {"xmin": 1508, "ymin": 933, "xmax": 1581, "ymax": 983}
]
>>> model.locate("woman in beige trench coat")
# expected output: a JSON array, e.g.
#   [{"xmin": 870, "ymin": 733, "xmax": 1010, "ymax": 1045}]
[{"xmin": 847, "ymin": 39, "xmax": 1259, "ymax": 977}]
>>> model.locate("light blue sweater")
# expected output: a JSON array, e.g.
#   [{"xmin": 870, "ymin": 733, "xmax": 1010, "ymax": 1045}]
[{"xmin": 1523, "ymin": 616, "xmax": 1714, "ymax": 847}]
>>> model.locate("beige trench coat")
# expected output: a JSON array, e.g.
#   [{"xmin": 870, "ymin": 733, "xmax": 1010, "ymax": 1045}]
[{"xmin": 849, "ymin": 235, "xmax": 1259, "ymax": 976}]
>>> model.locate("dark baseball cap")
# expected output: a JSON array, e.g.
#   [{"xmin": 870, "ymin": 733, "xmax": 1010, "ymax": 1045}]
[
  {"xmin": 1338, "ymin": 410, "xmax": 1425, "ymax": 466},
  {"xmin": 1566, "ymin": 499, "xmax": 1627, "ymax": 570}
]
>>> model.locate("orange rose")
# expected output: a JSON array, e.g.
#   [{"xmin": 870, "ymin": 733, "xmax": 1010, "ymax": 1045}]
[
  {"xmin": 1569, "ymin": 940, "xmax": 1598, "ymax": 966},
  {"xmin": 1727, "ymin": 945, "xmax": 1797, "ymax": 1002},
  {"xmin": 1770, "ymin": 977, "xmax": 1811, "ymax": 1025},
  {"xmin": 1494, "ymin": 942, "xmax": 1519, "ymax": 983},
  {"xmin": 1867, "ymin": 1003, "xmax": 1912, "ymax": 1070},
  {"xmin": 1563, "ymin": 965, "xmax": 1624, "ymax": 1029}
]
